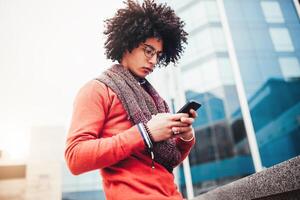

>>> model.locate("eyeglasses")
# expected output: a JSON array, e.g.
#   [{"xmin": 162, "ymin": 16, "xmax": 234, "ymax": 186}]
[{"xmin": 142, "ymin": 43, "xmax": 163, "ymax": 62}]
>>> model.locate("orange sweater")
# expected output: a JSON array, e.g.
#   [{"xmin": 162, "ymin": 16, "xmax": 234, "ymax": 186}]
[{"xmin": 65, "ymin": 80, "xmax": 195, "ymax": 200}]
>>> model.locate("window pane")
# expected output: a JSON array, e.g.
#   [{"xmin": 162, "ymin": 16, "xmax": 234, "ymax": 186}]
[
  {"xmin": 279, "ymin": 57, "xmax": 300, "ymax": 79},
  {"xmin": 205, "ymin": 0, "xmax": 220, "ymax": 22},
  {"xmin": 269, "ymin": 28, "xmax": 294, "ymax": 52},
  {"xmin": 211, "ymin": 27, "xmax": 227, "ymax": 51},
  {"xmin": 261, "ymin": 1, "xmax": 285, "ymax": 23},
  {"xmin": 217, "ymin": 58, "xmax": 235, "ymax": 85},
  {"xmin": 180, "ymin": 2, "xmax": 207, "ymax": 32}
]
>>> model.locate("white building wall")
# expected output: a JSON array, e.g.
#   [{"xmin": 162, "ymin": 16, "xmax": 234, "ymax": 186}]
[{"xmin": 25, "ymin": 125, "xmax": 65, "ymax": 200}]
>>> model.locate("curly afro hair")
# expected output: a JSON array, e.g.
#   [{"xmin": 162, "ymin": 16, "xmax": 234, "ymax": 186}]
[{"xmin": 103, "ymin": 0, "xmax": 188, "ymax": 67}]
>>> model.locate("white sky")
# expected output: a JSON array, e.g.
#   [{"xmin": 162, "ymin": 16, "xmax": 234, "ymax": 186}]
[{"xmin": 0, "ymin": 0, "xmax": 125, "ymax": 157}]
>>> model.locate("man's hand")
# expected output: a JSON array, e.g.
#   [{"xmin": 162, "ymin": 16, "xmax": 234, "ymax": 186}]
[
  {"xmin": 146, "ymin": 113, "xmax": 190, "ymax": 142},
  {"xmin": 172, "ymin": 109, "xmax": 198, "ymax": 141}
]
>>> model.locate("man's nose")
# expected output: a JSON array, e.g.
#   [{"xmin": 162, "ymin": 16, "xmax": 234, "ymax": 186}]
[{"xmin": 148, "ymin": 53, "xmax": 158, "ymax": 65}]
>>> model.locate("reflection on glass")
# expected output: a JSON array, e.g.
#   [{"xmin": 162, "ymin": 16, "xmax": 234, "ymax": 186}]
[
  {"xmin": 261, "ymin": 1, "xmax": 285, "ymax": 23},
  {"xmin": 204, "ymin": 0, "xmax": 220, "ymax": 22},
  {"xmin": 182, "ymin": 86, "xmax": 254, "ymax": 195},
  {"xmin": 174, "ymin": 0, "xmax": 300, "ymax": 197},
  {"xmin": 217, "ymin": 58, "xmax": 234, "ymax": 85},
  {"xmin": 279, "ymin": 57, "xmax": 300, "ymax": 79},
  {"xmin": 183, "ymin": 56, "xmax": 236, "ymax": 92},
  {"xmin": 269, "ymin": 28, "xmax": 294, "ymax": 52},
  {"xmin": 180, "ymin": 1, "xmax": 208, "ymax": 32},
  {"xmin": 240, "ymin": 78, "xmax": 300, "ymax": 167},
  {"xmin": 180, "ymin": 36, "xmax": 202, "ymax": 65},
  {"xmin": 62, "ymin": 167, "xmax": 105, "ymax": 200},
  {"xmin": 211, "ymin": 27, "xmax": 227, "ymax": 51}
]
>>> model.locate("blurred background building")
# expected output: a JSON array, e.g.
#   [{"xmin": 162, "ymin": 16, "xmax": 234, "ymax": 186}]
[
  {"xmin": 157, "ymin": 0, "xmax": 300, "ymax": 198},
  {"xmin": 0, "ymin": 0, "xmax": 299, "ymax": 200}
]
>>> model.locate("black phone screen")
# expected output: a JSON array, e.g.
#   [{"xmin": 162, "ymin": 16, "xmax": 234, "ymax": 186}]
[{"xmin": 176, "ymin": 100, "xmax": 201, "ymax": 115}]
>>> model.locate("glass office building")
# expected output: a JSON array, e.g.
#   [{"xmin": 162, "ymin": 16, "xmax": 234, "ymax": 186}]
[
  {"xmin": 162, "ymin": 0, "xmax": 300, "ymax": 197},
  {"xmin": 62, "ymin": 167, "xmax": 105, "ymax": 200}
]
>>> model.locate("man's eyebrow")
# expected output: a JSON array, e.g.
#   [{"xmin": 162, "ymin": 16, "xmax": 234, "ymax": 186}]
[
  {"xmin": 143, "ymin": 43, "xmax": 155, "ymax": 49},
  {"xmin": 144, "ymin": 43, "xmax": 163, "ymax": 52}
]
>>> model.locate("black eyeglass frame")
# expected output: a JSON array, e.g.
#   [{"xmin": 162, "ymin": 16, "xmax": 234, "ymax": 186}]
[{"xmin": 142, "ymin": 43, "xmax": 163, "ymax": 62}]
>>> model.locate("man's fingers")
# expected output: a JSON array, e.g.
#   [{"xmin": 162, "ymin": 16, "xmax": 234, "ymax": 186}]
[
  {"xmin": 180, "ymin": 117, "xmax": 194, "ymax": 124},
  {"xmin": 189, "ymin": 109, "xmax": 198, "ymax": 118},
  {"xmin": 171, "ymin": 126, "xmax": 192, "ymax": 135},
  {"xmin": 170, "ymin": 113, "xmax": 189, "ymax": 121},
  {"xmin": 170, "ymin": 120, "xmax": 189, "ymax": 127}
]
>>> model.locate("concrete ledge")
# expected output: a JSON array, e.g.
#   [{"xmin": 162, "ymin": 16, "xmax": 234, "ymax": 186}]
[{"xmin": 193, "ymin": 156, "xmax": 300, "ymax": 200}]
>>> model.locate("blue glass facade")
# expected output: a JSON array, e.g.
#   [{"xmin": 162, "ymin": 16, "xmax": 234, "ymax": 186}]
[
  {"xmin": 225, "ymin": 0, "xmax": 300, "ymax": 168},
  {"xmin": 166, "ymin": 0, "xmax": 300, "ymax": 197},
  {"xmin": 62, "ymin": 190, "xmax": 105, "ymax": 200},
  {"xmin": 62, "ymin": 165, "xmax": 105, "ymax": 200}
]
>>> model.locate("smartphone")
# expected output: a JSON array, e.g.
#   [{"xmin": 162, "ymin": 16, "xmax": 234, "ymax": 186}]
[{"xmin": 176, "ymin": 100, "xmax": 201, "ymax": 116}]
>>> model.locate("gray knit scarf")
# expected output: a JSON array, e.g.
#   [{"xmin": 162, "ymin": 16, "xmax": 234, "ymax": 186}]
[{"xmin": 96, "ymin": 64, "xmax": 181, "ymax": 172}]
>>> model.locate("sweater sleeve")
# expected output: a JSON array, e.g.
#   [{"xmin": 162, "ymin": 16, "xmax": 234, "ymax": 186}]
[
  {"xmin": 176, "ymin": 137, "xmax": 196, "ymax": 164},
  {"xmin": 64, "ymin": 80, "xmax": 145, "ymax": 175}
]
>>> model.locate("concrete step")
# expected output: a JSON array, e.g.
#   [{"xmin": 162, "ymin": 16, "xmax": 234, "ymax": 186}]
[{"xmin": 193, "ymin": 156, "xmax": 300, "ymax": 200}]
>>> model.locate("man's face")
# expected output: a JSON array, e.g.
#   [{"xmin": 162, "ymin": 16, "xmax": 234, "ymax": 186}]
[{"xmin": 121, "ymin": 37, "xmax": 163, "ymax": 78}]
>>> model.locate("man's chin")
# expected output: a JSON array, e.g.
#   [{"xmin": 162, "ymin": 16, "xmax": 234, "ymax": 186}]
[
  {"xmin": 138, "ymin": 74, "xmax": 147, "ymax": 78},
  {"xmin": 136, "ymin": 71, "xmax": 148, "ymax": 78}
]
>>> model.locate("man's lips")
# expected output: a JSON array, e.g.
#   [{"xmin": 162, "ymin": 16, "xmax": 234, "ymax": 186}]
[{"xmin": 142, "ymin": 67, "xmax": 153, "ymax": 73}]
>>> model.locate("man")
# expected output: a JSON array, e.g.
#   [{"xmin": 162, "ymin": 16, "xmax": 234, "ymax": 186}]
[{"xmin": 65, "ymin": 0, "xmax": 198, "ymax": 199}]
